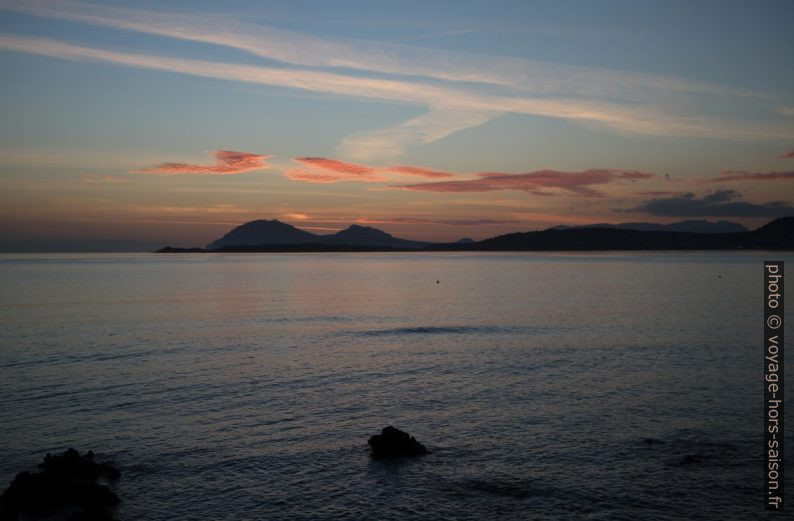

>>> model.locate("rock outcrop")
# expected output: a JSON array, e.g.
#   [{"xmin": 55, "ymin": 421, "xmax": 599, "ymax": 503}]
[
  {"xmin": 1, "ymin": 448, "xmax": 120, "ymax": 520},
  {"xmin": 368, "ymin": 426, "xmax": 428, "ymax": 459}
]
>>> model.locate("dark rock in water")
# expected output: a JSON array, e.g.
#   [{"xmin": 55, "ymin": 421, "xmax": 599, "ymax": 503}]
[
  {"xmin": 39, "ymin": 448, "xmax": 120, "ymax": 482},
  {"xmin": 1, "ymin": 448, "xmax": 120, "ymax": 521},
  {"xmin": 368, "ymin": 426, "xmax": 428, "ymax": 459}
]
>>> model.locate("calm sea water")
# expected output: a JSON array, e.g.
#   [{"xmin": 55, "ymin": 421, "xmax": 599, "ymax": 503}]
[{"xmin": 0, "ymin": 252, "xmax": 791, "ymax": 520}]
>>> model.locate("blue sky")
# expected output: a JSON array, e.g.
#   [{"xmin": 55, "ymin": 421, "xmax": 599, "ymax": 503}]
[{"xmin": 0, "ymin": 0, "xmax": 792, "ymax": 247}]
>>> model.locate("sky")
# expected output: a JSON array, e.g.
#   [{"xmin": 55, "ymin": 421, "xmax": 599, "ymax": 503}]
[{"xmin": 0, "ymin": 0, "xmax": 793, "ymax": 249}]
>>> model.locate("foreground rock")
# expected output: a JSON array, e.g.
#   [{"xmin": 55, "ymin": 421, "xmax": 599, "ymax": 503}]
[
  {"xmin": 1, "ymin": 448, "xmax": 120, "ymax": 520},
  {"xmin": 368, "ymin": 426, "xmax": 428, "ymax": 459}
]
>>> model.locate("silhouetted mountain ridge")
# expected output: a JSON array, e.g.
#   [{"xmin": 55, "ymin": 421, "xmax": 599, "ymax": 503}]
[
  {"xmin": 325, "ymin": 225, "xmax": 428, "ymax": 248},
  {"xmin": 206, "ymin": 220, "xmax": 428, "ymax": 250},
  {"xmin": 550, "ymin": 220, "xmax": 747, "ymax": 233},
  {"xmin": 156, "ymin": 216, "xmax": 792, "ymax": 252},
  {"xmin": 435, "ymin": 216, "xmax": 793, "ymax": 251},
  {"xmin": 206, "ymin": 219, "xmax": 318, "ymax": 250}
]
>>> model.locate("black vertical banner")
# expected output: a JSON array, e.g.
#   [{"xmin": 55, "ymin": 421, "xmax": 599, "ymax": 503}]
[{"xmin": 765, "ymin": 261, "xmax": 784, "ymax": 511}]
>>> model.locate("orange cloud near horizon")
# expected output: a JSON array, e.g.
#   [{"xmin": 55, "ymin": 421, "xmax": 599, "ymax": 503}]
[
  {"xmin": 285, "ymin": 157, "xmax": 456, "ymax": 183},
  {"xmin": 289, "ymin": 157, "xmax": 387, "ymax": 183},
  {"xmin": 704, "ymin": 170, "xmax": 794, "ymax": 182},
  {"xmin": 383, "ymin": 165, "xmax": 455, "ymax": 178},
  {"xmin": 394, "ymin": 169, "xmax": 655, "ymax": 197},
  {"xmin": 134, "ymin": 150, "xmax": 271, "ymax": 175}
]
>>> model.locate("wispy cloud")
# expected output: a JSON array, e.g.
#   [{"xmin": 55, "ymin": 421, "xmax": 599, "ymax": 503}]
[
  {"xmin": 294, "ymin": 157, "xmax": 377, "ymax": 177},
  {"xmin": 1, "ymin": 0, "xmax": 754, "ymax": 98},
  {"xmin": 780, "ymin": 150, "xmax": 794, "ymax": 159},
  {"xmin": 287, "ymin": 157, "xmax": 386, "ymax": 183},
  {"xmin": 0, "ymin": 1, "xmax": 791, "ymax": 164},
  {"xmin": 2, "ymin": 0, "xmax": 793, "ymax": 166},
  {"xmin": 383, "ymin": 165, "xmax": 455, "ymax": 178},
  {"xmin": 703, "ymin": 170, "xmax": 794, "ymax": 182},
  {"xmin": 133, "ymin": 150, "xmax": 270, "ymax": 175},
  {"xmin": 285, "ymin": 156, "xmax": 457, "ymax": 183},
  {"xmin": 338, "ymin": 107, "xmax": 499, "ymax": 161},
  {"xmin": 283, "ymin": 169, "xmax": 348, "ymax": 184},
  {"xmin": 624, "ymin": 189, "xmax": 794, "ymax": 218},
  {"xmin": 395, "ymin": 169, "xmax": 655, "ymax": 196}
]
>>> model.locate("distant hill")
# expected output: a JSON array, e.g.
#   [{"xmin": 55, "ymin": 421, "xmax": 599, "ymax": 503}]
[
  {"xmin": 321, "ymin": 225, "xmax": 428, "ymax": 249},
  {"xmin": 751, "ymin": 216, "xmax": 794, "ymax": 244},
  {"xmin": 434, "ymin": 216, "xmax": 793, "ymax": 251},
  {"xmin": 206, "ymin": 220, "xmax": 427, "ymax": 250},
  {"xmin": 206, "ymin": 219, "xmax": 318, "ymax": 250},
  {"xmin": 156, "ymin": 216, "xmax": 792, "ymax": 253},
  {"xmin": 550, "ymin": 220, "xmax": 747, "ymax": 234}
]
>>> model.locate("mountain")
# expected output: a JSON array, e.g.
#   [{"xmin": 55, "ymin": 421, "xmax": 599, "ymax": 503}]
[
  {"xmin": 747, "ymin": 216, "xmax": 794, "ymax": 246},
  {"xmin": 159, "ymin": 216, "xmax": 792, "ymax": 253},
  {"xmin": 435, "ymin": 216, "xmax": 792, "ymax": 251},
  {"xmin": 321, "ymin": 225, "xmax": 428, "ymax": 249},
  {"xmin": 206, "ymin": 219, "xmax": 319, "ymax": 250},
  {"xmin": 550, "ymin": 220, "xmax": 747, "ymax": 233},
  {"xmin": 206, "ymin": 220, "xmax": 427, "ymax": 250}
]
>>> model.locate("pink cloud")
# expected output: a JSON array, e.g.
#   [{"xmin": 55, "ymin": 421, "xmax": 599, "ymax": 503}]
[
  {"xmin": 294, "ymin": 157, "xmax": 375, "ymax": 176},
  {"xmin": 284, "ymin": 168, "xmax": 353, "ymax": 184},
  {"xmin": 780, "ymin": 150, "xmax": 794, "ymax": 159},
  {"xmin": 288, "ymin": 157, "xmax": 387, "ymax": 183},
  {"xmin": 384, "ymin": 165, "xmax": 455, "ymax": 178},
  {"xmin": 395, "ymin": 169, "xmax": 655, "ymax": 196},
  {"xmin": 705, "ymin": 170, "xmax": 794, "ymax": 182},
  {"xmin": 134, "ymin": 150, "xmax": 271, "ymax": 175}
]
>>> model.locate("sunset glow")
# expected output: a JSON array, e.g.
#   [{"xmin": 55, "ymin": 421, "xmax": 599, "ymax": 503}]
[{"xmin": 1, "ymin": 0, "xmax": 793, "ymax": 248}]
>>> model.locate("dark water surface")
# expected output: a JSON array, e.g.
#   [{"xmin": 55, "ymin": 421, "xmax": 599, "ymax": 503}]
[{"xmin": 0, "ymin": 252, "xmax": 791, "ymax": 520}]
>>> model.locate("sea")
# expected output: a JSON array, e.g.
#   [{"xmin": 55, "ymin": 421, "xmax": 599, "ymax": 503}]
[{"xmin": 0, "ymin": 251, "xmax": 791, "ymax": 520}]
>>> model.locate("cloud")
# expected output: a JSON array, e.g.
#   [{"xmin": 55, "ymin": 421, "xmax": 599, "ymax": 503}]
[
  {"xmin": 294, "ymin": 157, "xmax": 376, "ymax": 177},
  {"xmin": 780, "ymin": 150, "xmax": 794, "ymax": 159},
  {"xmin": 625, "ymin": 189, "xmax": 794, "ymax": 218},
  {"xmin": 3, "ymin": 0, "xmax": 756, "ymax": 99},
  {"xmin": 704, "ymin": 170, "xmax": 794, "ymax": 182},
  {"xmin": 395, "ymin": 169, "xmax": 655, "ymax": 196},
  {"xmin": 134, "ymin": 150, "xmax": 270, "ymax": 175},
  {"xmin": 383, "ymin": 166, "xmax": 455, "ymax": 178},
  {"xmin": 0, "ymin": 32, "xmax": 792, "ymax": 168},
  {"xmin": 338, "ymin": 107, "xmax": 499, "ymax": 161},
  {"xmin": 284, "ymin": 169, "xmax": 348, "ymax": 184},
  {"xmin": 2, "ymin": 0, "xmax": 793, "ymax": 167},
  {"xmin": 287, "ymin": 157, "xmax": 387, "ymax": 183},
  {"xmin": 779, "ymin": 106, "xmax": 794, "ymax": 117},
  {"xmin": 285, "ymin": 156, "xmax": 457, "ymax": 183}
]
